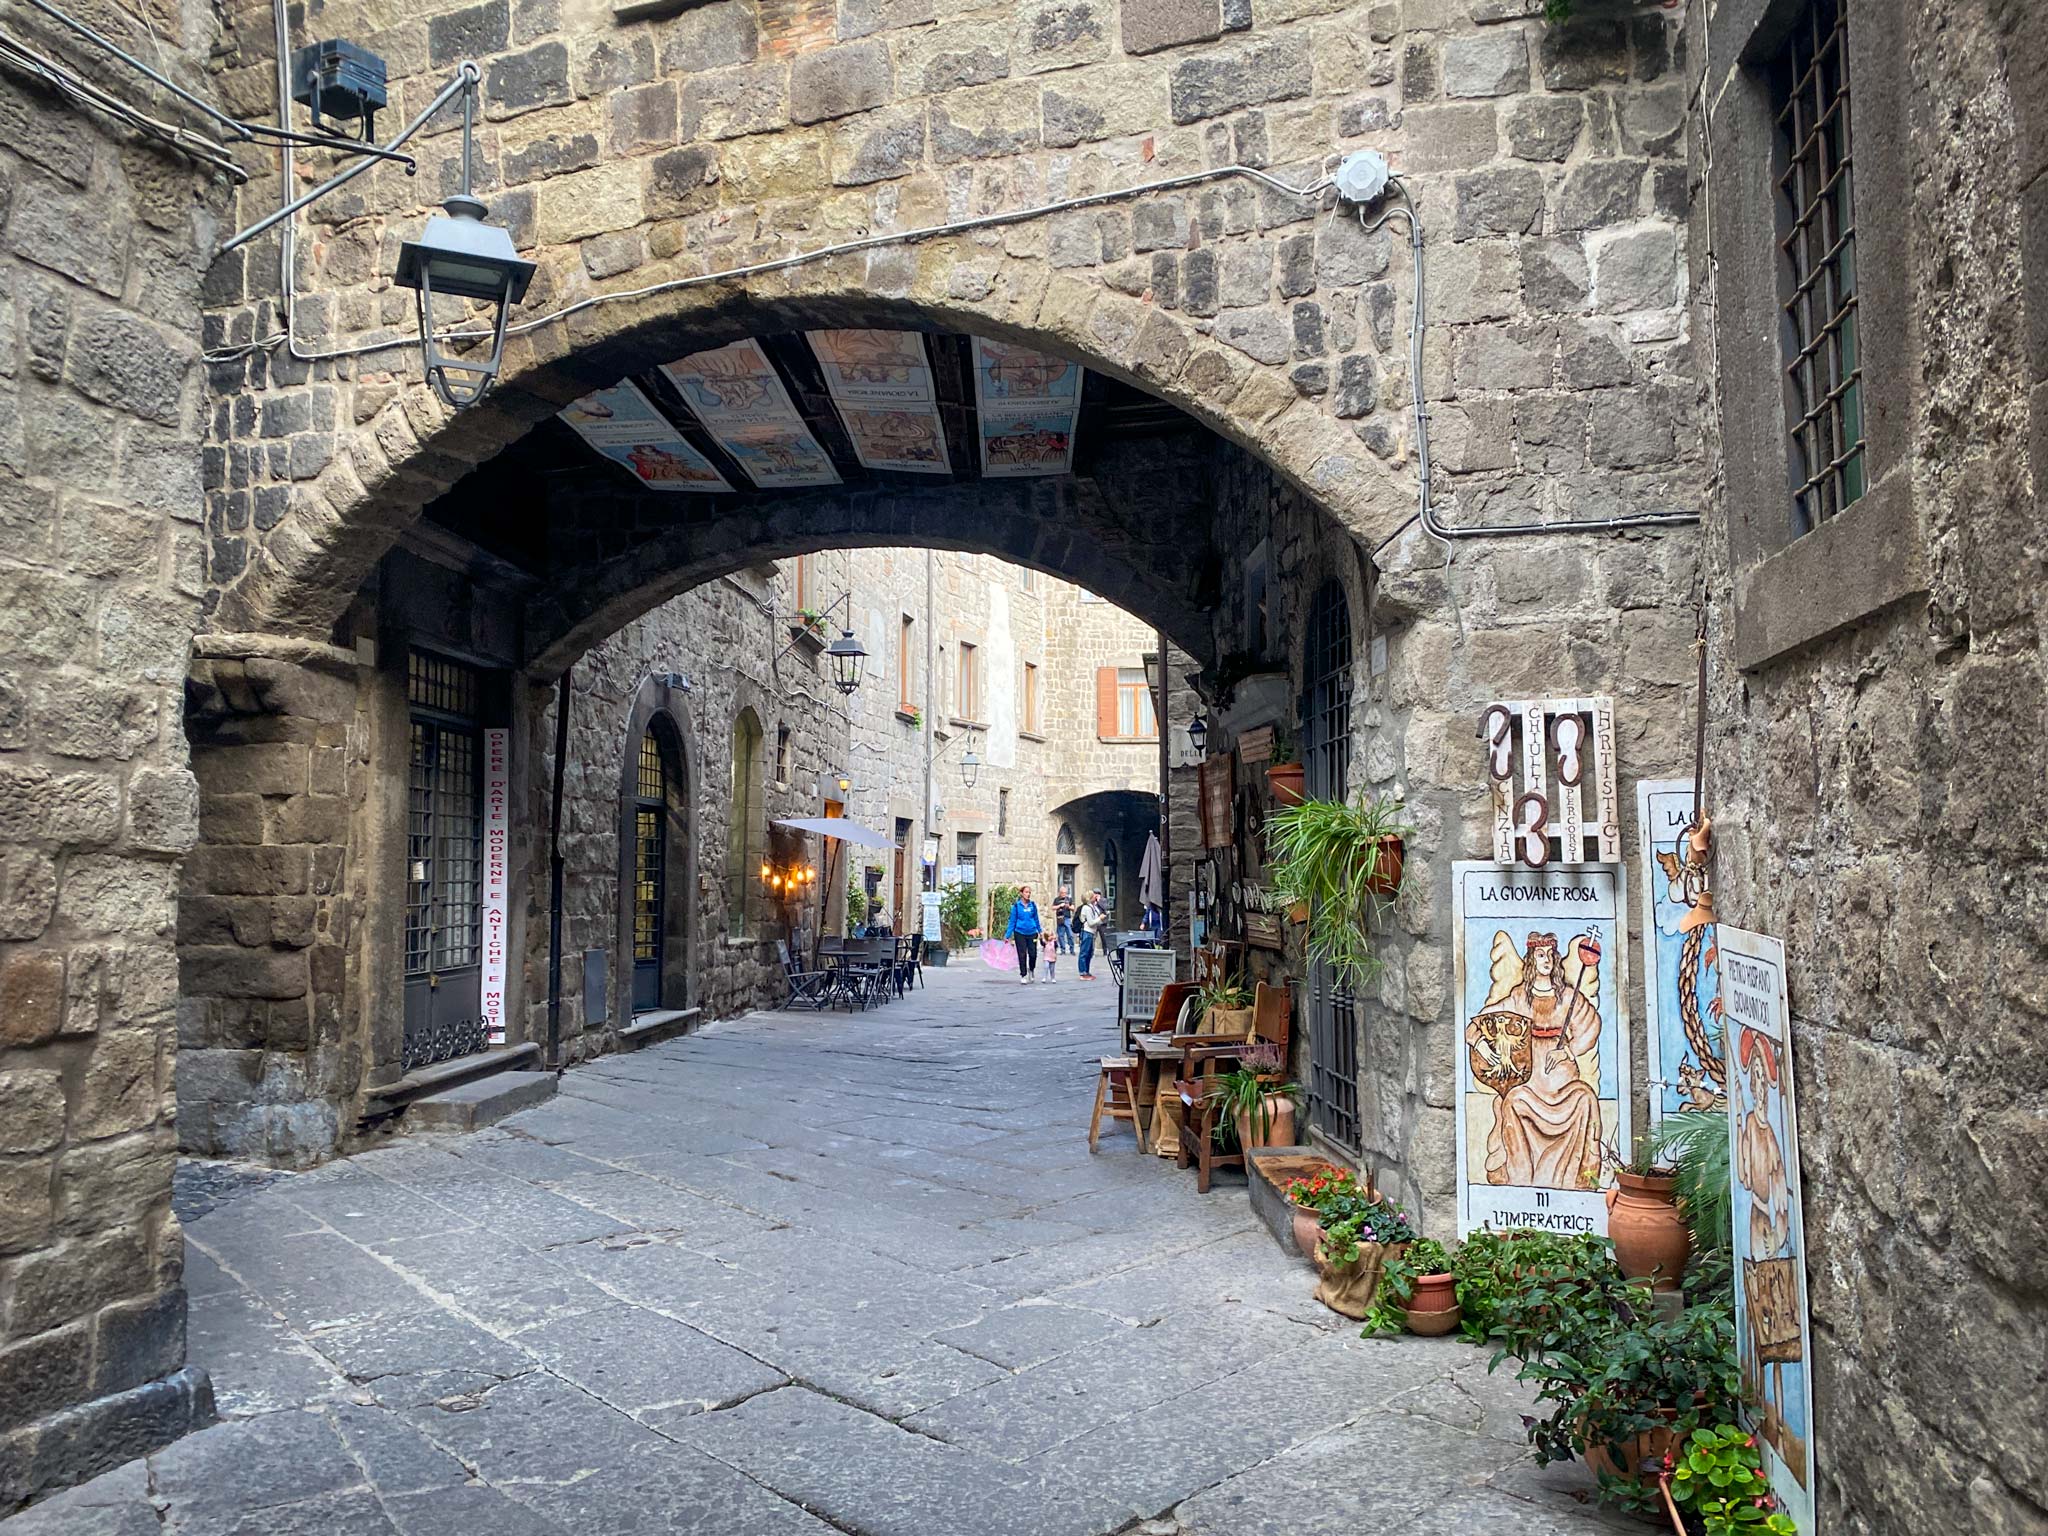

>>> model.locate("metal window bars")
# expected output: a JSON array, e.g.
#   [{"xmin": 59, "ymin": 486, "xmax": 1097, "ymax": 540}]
[{"xmin": 1775, "ymin": 0, "xmax": 1866, "ymax": 535}]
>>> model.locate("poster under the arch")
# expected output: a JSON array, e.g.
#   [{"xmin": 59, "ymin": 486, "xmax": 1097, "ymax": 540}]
[
  {"xmin": 1720, "ymin": 925, "xmax": 1815, "ymax": 1534},
  {"xmin": 1636, "ymin": 778, "xmax": 1724, "ymax": 1121},
  {"xmin": 1451, "ymin": 861, "xmax": 1630, "ymax": 1238}
]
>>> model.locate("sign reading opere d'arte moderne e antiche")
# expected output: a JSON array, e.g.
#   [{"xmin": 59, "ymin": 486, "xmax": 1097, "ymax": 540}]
[
  {"xmin": 482, "ymin": 728, "xmax": 510, "ymax": 1045},
  {"xmin": 1719, "ymin": 925, "xmax": 1816, "ymax": 1535},
  {"xmin": 1452, "ymin": 862, "xmax": 1631, "ymax": 1238}
]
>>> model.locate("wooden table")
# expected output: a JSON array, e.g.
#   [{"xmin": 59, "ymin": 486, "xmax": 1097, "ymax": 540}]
[{"xmin": 1130, "ymin": 1033, "xmax": 1188, "ymax": 1156}]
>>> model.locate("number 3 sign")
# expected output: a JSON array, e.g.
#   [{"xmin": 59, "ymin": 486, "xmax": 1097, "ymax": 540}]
[{"xmin": 1481, "ymin": 697, "xmax": 1620, "ymax": 867}]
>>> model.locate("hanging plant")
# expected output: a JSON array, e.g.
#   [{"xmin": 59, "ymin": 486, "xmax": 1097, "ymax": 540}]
[{"xmin": 1266, "ymin": 792, "xmax": 1411, "ymax": 992}]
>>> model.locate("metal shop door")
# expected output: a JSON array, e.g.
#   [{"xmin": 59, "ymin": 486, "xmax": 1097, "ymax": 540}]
[
  {"xmin": 403, "ymin": 652, "xmax": 487, "ymax": 1072},
  {"xmin": 1301, "ymin": 580, "xmax": 1361, "ymax": 1154}
]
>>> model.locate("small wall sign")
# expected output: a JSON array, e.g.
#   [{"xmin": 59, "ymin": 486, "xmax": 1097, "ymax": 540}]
[
  {"xmin": 1481, "ymin": 695, "xmax": 1620, "ymax": 867},
  {"xmin": 481, "ymin": 728, "xmax": 510, "ymax": 1044}
]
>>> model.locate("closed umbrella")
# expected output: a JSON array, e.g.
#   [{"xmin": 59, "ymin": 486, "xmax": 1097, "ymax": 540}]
[{"xmin": 1139, "ymin": 830, "xmax": 1165, "ymax": 910}]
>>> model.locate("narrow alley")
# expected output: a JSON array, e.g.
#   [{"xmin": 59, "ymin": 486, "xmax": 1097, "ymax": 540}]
[{"xmin": 6, "ymin": 968, "xmax": 1631, "ymax": 1536}]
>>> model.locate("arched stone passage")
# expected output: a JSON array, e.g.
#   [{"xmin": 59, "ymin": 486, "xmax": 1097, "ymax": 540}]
[{"xmin": 1051, "ymin": 788, "xmax": 1160, "ymax": 929}]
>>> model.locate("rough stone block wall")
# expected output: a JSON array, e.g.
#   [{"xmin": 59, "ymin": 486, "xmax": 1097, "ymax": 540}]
[
  {"xmin": 1692, "ymin": 3, "xmax": 2046, "ymax": 1530},
  {"xmin": 0, "ymin": 4, "xmax": 223, "ymax": 1507}
]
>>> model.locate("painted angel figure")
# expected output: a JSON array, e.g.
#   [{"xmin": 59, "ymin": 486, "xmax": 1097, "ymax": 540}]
[{"xmin": 1466, "ymin": 930, "xmax": 1605, "ymax": 1190}]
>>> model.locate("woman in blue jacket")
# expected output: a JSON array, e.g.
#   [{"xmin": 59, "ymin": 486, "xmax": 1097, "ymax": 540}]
[{"xmin": 1008, "ymin": 885, "xmax": 1043, "ymax": 984}]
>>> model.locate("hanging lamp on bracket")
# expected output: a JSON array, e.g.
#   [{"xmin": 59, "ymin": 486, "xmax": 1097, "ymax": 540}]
[{"xmin": 392, "ymin": 63, "xmax": 534, "ymax": 408}]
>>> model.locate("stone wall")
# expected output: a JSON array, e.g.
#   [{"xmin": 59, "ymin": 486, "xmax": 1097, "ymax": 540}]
[
  {"xmin": 0, "ymin": 4, "xmax": 223, "ymax": 1508},
  {"xmin": 1689, "ymin": 1, "xmax": 2046, "ymax": 1530}
]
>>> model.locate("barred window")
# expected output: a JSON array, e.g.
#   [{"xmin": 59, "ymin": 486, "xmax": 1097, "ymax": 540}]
[{"xmin": 1775, "ymin": 0, "xmax": 1864, "ymax": 534}]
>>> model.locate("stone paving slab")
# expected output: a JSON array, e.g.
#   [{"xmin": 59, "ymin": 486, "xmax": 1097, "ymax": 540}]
[{"xmin": 4, "ymin": 965, "xmax": 1626, "ymax": 1535}]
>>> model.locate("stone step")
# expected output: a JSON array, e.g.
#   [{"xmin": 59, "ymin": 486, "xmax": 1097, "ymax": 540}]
[
  {"xmin": 619, "ymin": 1006, "xmax": 701, "ymax": 1050},
  {"xmin": 404, "ymin": 1071, "xmax": 558, "ymax": 1134}
]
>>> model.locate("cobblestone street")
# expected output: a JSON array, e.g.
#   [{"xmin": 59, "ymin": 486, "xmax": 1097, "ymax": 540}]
[{"xmin": 5, "ymin": 967, "xmax": 1633, "ymax": 1536}]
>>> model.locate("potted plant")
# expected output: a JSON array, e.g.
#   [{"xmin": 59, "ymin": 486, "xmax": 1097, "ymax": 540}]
[
  {"xmin": 1207, "ymin": 1044, "xmax": 1299, "ymax": 1152},
  {"xmin": 1192, "ymin": 971, "xmax": 1254, "ymax": 1038},
  {"xmin": 1605, "ymin": 1134, "xmax": 1692, "ymax": 1294},
  {"xmin": 1662, "ymin": 1423, "xmax": 1798, "ymax": 1535},
  {"xmin": 1281, "ymin": 1166, "xmax": 1359, "ymax": 1258},
  {"xmin": 1266, "ymin": 792, "xmax": 1412, "ymax": 991},
  {"xmin": 1657, "ymin": 1107, "xmax": 1735, "ymax": 1255},
  {"xmin": 790, "ymin": 608, "xmax": 827, "ymax": 647},
  {"xmin": 1311, "ymin": 1192, "xmax": 1416, "ymax": 1320},
  {"xmin": 1362, "ymin": 1237, "xmax": 1459, "ymax": 1337},
  {"xmin": 1265, "ymin": 728, "xmax": 1305, "ymax": 806}
]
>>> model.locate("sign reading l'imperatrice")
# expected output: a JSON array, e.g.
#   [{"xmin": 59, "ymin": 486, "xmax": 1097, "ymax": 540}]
[{"xmin": 1452, "ymin": 862, "xmax": 1631, "ymax": 1238}]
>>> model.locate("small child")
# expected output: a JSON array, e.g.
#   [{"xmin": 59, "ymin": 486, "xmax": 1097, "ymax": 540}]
[{"xmin": 1043, "ymin": 937, "xmax": 1059, "ymax": 982}]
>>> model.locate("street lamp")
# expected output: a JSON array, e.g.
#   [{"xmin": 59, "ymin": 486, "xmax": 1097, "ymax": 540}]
[
  {"xmin": 825, "ymin": 628, "xmax": 867, "ymax": 696},
  {"xmin": 960, "ymin": 735, "xmax": 981, "ymax": 789},
  {"xmin": 393, "ymin": 65, "xmax": 533, "ymax": 408},
  {"xmin": 1186, "ymin": 713, "xmax": 1208, "ymax": 759}
]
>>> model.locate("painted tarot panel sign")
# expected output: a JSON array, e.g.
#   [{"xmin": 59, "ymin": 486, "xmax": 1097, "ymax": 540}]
[
  {"xmin": 971, "ymin": 338, "xmax": 1080, "ymax": 477},
  {"xmin": 1636, "ymin": 779, "xmax": 1724, "ymax": 1122},
  {"xmin": 1721, "ymin": 927, "xmax": 1815, "ymax": 1534},
  {"xmin": 559, "ymin": 382, "xmax": 732, "ymax": 493},
  {"xmin": 1453, "ymin": 862, "xmax": 1630, "ymax": 1238},
  {"xmin": 809, "ymin": 329, "xmax": 936, "ymax": 405},
  {"xmin": 660, "ymin": 339, "xmax": 841, "ymax": 489},
  {"xmin": 809, "ymin": 330, "xmax": 952, "ymax": 473},
  {"xmin": 838, "ymin": 406, "xmax": 952, "ymax": 474}
]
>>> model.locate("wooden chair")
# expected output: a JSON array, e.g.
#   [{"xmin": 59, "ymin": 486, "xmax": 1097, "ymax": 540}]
[{"xmin": 1170, "ymin": 981, "xmax": 1293, "ymax": 1192}]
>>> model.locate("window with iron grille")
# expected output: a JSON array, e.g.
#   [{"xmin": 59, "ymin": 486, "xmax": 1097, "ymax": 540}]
[
  {"xmin": 1774, "ymin": 0, "xmax": 1864, "ymax": 535},
  {"xmin": 404, "ymin": 653, "xmax": 483, "ymax": 979},
  {"xmin": 634, "ymin": 730, "xmax": 666, "ymax": 966}
]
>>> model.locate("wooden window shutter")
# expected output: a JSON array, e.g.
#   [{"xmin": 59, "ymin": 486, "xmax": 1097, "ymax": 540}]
[{"xmin": 1095, "ymin": 666, "xmax": 1117, "ymax": 738}]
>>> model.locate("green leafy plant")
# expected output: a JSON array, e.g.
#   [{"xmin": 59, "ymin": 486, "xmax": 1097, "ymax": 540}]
[
  {"xmin": 1205, "ymin": 1044, "xmax": 1299, "ymax": 1144},
  {"xmin": 1360, "ymin": 1235, "xmax": 1454, "ymax": 1337},
  {"xmin": 1657, "ymin": 1108, "xmax": 1734, "ymax": 1254},
  {"xmin": 1454, "ymin": 1228, "xmax": 1631, "ymax": 1353},
  {"xmin": 902, "ymin": 706, "xmax": 923, "ymax": 727},
  {"xmin": 795, "ymin": 606, "xmax": 825, "ymax": 630},
  {"xmin": 1269, "ymin": 725, "xmax": 1298, "ymax": 765},
  {"xmin": 1265, "ymin": 793, "xmax": 1411, "ymax": 990},
  {"xmin": 1318, "ymin": 1193, "xmax": 1417, "ymax": 1267},
  {"xmin": 1517, "ymin": 1285, "xmax": 1743, "ymax": 1478},
  {"xmin": 845, "ymin": 877, "xmax": 869, "ymax": 935},
  {"xmin": 1665, "ymin": 1423, "xmax": 1798, "ymax": 1535},
  {"xmin": 1543, "ymin": 0, "xmax": 1572, "ymax": 19},
  {"xmin": 1613, "ymin": 1130, "xmax": 1673, "ymax": 1177},
  {"xmin": 938, "ymin": 882, "xmax": 979, "ymax": 946},
  {"xmin": 1193, "ymin": 971, "xmax": 1253, "ymax": 1025}
]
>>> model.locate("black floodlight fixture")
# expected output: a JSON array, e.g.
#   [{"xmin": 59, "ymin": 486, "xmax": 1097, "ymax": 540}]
[{"xmin": 292, "ymin": 39, "xmax": 389, "ymax": 140}]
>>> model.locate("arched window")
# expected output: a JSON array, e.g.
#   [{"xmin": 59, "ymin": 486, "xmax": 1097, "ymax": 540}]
[
  {"xmin": 726, "ymin": 708, "xmax": 763, "ymax": 936},
  {"xmin": 1056, "ymin": 823, "xmax": 1076, "ymax": 856},
  {"xmin": 631, "ymin": 720, "xmax": 686, "ymax": 1012}
]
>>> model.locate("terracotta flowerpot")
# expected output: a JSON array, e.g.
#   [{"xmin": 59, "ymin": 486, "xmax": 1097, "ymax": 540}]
[
  {"xmin": 1403, "ymin": 1271, "xmax": 1460, "ymax": 1335},
  {"xmin": 1583, "ymin": 1421, "xmax": 1686, "ymax": 1486},
  {"xmin": 1364, "ymin": 836, "xmax": 1404, "ymax": 897},
  {"xmin": 1606, "ymin": 1169, "xmax": 1692, "ymax": 1293},
  {"xmin": 1234, "ymin": 1096, "xmax": 1296, "ymax": 1153},
  {"xmin": 1291, "ymin": 1206, "xmax": 1322, "ymax": 1259},
  {"xmin": 1267, "ymin": 762, "xmax": 1305, "ymax": 806}
]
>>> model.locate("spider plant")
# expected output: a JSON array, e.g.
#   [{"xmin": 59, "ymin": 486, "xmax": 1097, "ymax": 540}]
[{"xmin": 1265, "ymin": 792, "xmax": 1411, "ymax": 991}]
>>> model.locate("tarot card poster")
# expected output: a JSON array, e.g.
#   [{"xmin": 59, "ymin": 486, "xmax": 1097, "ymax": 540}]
[
  {"xmin": 1721, "ymin": 927, "xmax": 1815, "ymax": 1534},
  {"xmin": 972, "ymin": 338, "xmax": 1080, "ymax": 477},
  {"xmin": 659, "ymin": 339, "xmax": 839, "ymax": 489},
  {"xmin": 1636, "ymin": 779, "xmax": 1724, "ymax": 1122},
  {"xmin": 1453, "ymin": 862, "xmax": 1631, "ymax": 1238},
  {"xmin": 559, "ymin": 382, "xmax": 731, "ymax": 493},
  {"xmin": 808, "ymin": 329, "xmax": 952, "ymax": 474}
]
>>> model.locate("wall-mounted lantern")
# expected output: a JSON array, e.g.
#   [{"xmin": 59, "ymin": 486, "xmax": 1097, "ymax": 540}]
[
  {"xmin": 1186, "ymin": 714, "xmax": 1208, "ymax": 760},
  {"xmin": 825, "ymin": 628, "xmax": 867, "ymax": 696},
  {"xmin": 393, "ymin": 66, "xmax": 533, "ymax": 408},
  {"xmin": 960, "ymin": 736, "xmax": 981, "ymax": 789}
]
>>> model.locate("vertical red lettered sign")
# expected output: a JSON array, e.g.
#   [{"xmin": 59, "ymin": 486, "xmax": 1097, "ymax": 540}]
[{"xmin": 482, "ymin": 728, "xmax": 511, "ymax": 1044}]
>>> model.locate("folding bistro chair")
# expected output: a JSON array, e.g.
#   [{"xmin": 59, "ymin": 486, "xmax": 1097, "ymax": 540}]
[{"xmin": 777, "ymin": 941, "xmax": 834, "ymax": 1011}]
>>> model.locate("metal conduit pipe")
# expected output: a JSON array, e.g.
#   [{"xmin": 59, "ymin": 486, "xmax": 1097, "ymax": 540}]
[{"xmin": 1363, "ymin": 178, "xmax": 1700, "ymax": 552}]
